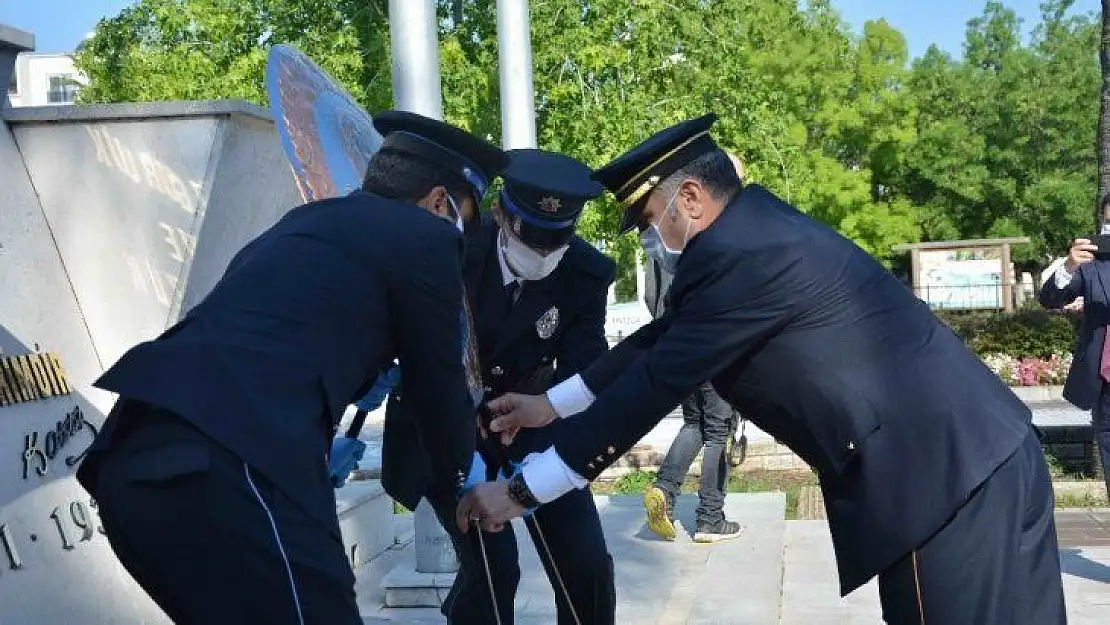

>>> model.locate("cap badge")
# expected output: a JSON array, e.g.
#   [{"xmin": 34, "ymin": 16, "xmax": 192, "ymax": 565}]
[
  {"xmin": 539, "ymin": 196, "xmax": 562, "ymax": 214},
  {"xmin": 536, "ymin": 306, "xmax": 560, "ymax": 339}
]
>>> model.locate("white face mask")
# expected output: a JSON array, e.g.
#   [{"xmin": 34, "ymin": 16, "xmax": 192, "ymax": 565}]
[
  {"xmin": 501, "ymin": 230, "xmax": 567, "ymax": 281},
  {"xmin": 446, "ymin": 195, "xmax": 465, "ymax": 232},
  {"xmin": 640, "ymin": 189, "xmax": 691, "ymax": 274}
]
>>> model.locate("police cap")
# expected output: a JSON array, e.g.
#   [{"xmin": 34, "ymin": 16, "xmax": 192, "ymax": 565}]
[
  {"xmin": 592, "ymin": 113, "xmax": 720, "ymax": 234},
  {"xmin": 499, "ymin": 149, "xmax": 603, "ymax": 251},
  {"xmin": 373, "ymin": 110, "xmax": 508, "ymax": 202}
]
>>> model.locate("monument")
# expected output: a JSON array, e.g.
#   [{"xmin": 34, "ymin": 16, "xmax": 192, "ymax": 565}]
[{"xmin": 0, "ymin": 24, "xmax": 371, "ymax": 623}]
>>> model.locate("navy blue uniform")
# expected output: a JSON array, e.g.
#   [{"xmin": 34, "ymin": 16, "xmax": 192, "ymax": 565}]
[
  {"xmin": 548, "ymin": 183, "xmax": 1064, "ymax": 623},
  {"xmin": 384, "ymin": 213, "xmax": 615, "ymax": 624},
  {"xmin": 77, "ymin": 192, "xmax": 479, "ymax": 624}
]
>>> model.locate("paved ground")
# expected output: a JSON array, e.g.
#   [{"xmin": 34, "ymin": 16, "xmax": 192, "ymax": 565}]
[
  {"xmin": 1030, "ymin": 400, "xmax": 1093, "ymax": 426},
  {"xmin": 357, "ymin": 495, "xmax": 1110, "ymax": 624},
  {"xmin": 1057, "ymin": 509, "xmax": 1110, "ymax": 547}
]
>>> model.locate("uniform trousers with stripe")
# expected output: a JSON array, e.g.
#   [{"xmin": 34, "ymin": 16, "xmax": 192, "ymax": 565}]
[
  {"xmin": 877, "ymin": 427, "xmax": 1066, "ymax": 625},
  {"xmin": 88, "ymin": 401, "xmax": 362, "ymax": 625}
]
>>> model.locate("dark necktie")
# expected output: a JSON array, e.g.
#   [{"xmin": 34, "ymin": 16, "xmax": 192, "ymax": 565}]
[{"xmin": 505, "ymin": 281, "xmax": 521, "ymax": 308}]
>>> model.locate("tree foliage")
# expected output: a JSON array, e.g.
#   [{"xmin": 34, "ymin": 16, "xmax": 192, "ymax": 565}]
[{"xmin": 75, "ymin": 0, "xmax": 1105, "ymax": 294}]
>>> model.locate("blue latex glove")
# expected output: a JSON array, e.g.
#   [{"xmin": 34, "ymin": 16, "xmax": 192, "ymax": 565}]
[
  {"xmin": 462, "ymin": 451, "xmax": 488, "ymax": 491},
  {"xmin": 355, "ymin": 364, "xmax": 401, "ymax": 412},
  {"xmin": 459, "ymin": 451, "xmax": 517, "ymax": 495},
  {"xmin": 329, "ymin": 437, "xmax": 367, "ymax": 488}
]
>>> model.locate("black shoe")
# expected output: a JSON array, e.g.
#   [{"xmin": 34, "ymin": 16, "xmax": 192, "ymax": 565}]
[{"xmin": 693, "ymin": 518, "xmax": 743, "ymax": 543}]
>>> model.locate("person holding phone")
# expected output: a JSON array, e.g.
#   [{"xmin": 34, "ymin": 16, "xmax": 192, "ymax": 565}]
[{"xmin": 1039, "ymin": 194, "xmax": 1110, "ymax": 499}]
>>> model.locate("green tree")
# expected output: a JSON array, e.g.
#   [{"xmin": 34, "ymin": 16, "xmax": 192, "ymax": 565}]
[{"xmin": 75, "ymin": 0, "xmax": 1105, "ymax": 287}]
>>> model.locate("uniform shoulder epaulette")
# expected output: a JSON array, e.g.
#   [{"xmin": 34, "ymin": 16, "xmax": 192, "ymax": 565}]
[{"xmin": 564, "ymin": 237, "xmax": 616, "ymax": 283}]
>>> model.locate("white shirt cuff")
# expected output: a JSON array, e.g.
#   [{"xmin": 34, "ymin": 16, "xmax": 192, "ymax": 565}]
[
  {"xmin": 545, "ymin": 374, "xmax": 595, "ymax": 418},
  {"xmin": 519, "ymin": 446, "xmax": 588, "ymax": 504},
  {"xmin": 1054, "ymin": 264, "xmax": 1073, "ymax": 289}
]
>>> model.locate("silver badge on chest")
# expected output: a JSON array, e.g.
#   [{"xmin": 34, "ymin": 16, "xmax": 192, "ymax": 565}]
[{"xmin": 535, "ymin": 306, "xmax": 560, "ymax": 339}]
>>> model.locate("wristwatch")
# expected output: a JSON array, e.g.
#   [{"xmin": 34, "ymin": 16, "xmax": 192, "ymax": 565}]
[{"xmin": 507, "ymin": 472, "xmax": 540, "ymax": 509}]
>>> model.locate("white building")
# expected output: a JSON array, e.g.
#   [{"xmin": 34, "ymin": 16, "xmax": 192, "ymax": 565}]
[{"xmin": 7, "ymin": 52, "xmax": 84, "ymax": 107}]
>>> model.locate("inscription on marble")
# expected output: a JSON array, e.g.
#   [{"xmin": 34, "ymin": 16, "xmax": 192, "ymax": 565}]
[
  {"xmin": 0, "ymin": 352, "xmax": 71, "ymax": 406},
  {"xmin": 22, "ymin": 405, "xmax": 98, "ymax": 480},
  {"xmin": 0, "ymin": 498, "xmax": 107, "ymax": 577}
]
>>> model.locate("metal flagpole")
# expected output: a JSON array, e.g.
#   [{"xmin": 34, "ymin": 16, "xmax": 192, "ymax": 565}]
[
  {"xmin": 493, "ymin": 3, "xmax": 582, "ymax": 623},
  {"xmin": 389, "ymin": 0, "xmax": 443, "ymax": 119},
  {"xmin": 386, "ymin": 0, "xmax": 463, "ymax": 583},
  {"xmin": 496, "ymin": 0, "xmax": 537, "ymax": 149},
  {"xmin": 389, "ymin": 2, "xmax": 505, "ymax": 619}
]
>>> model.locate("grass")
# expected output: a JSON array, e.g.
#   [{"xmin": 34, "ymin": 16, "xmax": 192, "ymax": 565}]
[
  {"xmin": 1043, "ymin": 448, "xmax": 1108, "ymax": 507},
  {"xmin": 1056, "ymin": 492, "xmax": 1108, "ymax": 508},
  {"xmin": 592, "ymin": 468, "xmax": 818, "ymax": 519},
  {"xmin": 387, "ymin": 451, "xmax": 1105, "ymax": 518}
]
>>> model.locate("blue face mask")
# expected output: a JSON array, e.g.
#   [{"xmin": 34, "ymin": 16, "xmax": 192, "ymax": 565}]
[{"xmin": 640, "ymin": 190, "xmax": 690, "ymax": 274}]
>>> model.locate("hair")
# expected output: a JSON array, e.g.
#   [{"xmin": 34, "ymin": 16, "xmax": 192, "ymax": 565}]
[
  {"xmin": 361, "ymin": 151, "xmax": 471, "ymax": 205},
  {"xmin": 1101, "ymin": 193, "xmax": 1110, "ymax": 215},
  {"xmin": 657, "ymin": 149, "xmax": 743, "ymax": 203}
]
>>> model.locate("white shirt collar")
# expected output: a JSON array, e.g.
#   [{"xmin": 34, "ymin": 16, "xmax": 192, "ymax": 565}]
[{"xmin": 495, "ymin": 230, "xmax": 520, "ymax": 287}]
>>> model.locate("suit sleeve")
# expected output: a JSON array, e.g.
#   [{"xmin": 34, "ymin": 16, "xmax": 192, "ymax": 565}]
[
  {"xmin": 549, "ymin": 249, "xmax": 795, "ymax": 480},
  {"xmin": 391, "ymin": 231, "xmax": 474, "ymax": 497},
  {"xmin": 1039, "ymin": 264, "xmax": 1084, "ymax": 310},
  {"xmin": 579, "ymin": 316, "xmax": 670, "ymax": 392}
]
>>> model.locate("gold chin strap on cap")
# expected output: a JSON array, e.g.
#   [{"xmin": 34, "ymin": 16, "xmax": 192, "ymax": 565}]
[{"xmin": 616, "ymin": 130, "xmax": 711, "ymax": 209}]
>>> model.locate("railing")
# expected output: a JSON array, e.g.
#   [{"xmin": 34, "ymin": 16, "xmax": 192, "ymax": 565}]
[{"xmin": 912, "ymin": 283, "xmax": 1020, "ymax": 311}]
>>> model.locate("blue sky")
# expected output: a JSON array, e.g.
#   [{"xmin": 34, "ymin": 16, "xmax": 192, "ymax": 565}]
[{"xmin": 0, "ymin": 0, "xmax": 1103, "ymax": 57}]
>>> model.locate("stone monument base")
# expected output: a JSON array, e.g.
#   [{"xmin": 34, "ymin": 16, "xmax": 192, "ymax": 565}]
[{"xmin": 381, "ymin": 563, "xmax": 456, "ymax": 608}]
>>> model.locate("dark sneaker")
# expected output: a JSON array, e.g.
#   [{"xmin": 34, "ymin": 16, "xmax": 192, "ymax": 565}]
[
  {"xmin": 643, "ymin": 485, "xmax": 677, "ymax": 541},
  {"xmin": 693, "ymin": 519, "xmax": 743, "ymax": 543}
]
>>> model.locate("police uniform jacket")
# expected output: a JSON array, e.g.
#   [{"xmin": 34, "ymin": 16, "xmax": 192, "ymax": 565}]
[
  {"xmin": 382, "ymin": 214, "xmax": 615, "ymax": 510},
  {"xmin": 545, "ymin": 184, "xmax": 1032, "ymax": 594},
  {"xmin": 78, "ymin": 192, "xmax": 477, "ymax": 534}
]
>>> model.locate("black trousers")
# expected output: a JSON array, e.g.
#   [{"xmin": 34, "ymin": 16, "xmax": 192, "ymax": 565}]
[
  {"xmin": 88, "ymin": 402, "xmax": 362, "ymax": 625},
  {"xmin": 878, "ymin": 428, "xmax": 1066, "ymax": 625},
  {"xmin": 428, "ymin": 484, "xmax": 616, "ymax": 625}
]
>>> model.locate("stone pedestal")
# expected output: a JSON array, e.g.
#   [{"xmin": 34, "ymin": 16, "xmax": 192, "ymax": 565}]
[
  {"xmin": 381, "ymin": 498, "xmax": 458, "ymax": 607},
  {"xmin": 335, "ymin": 481, "xmax": 395, "ymax": 569}
]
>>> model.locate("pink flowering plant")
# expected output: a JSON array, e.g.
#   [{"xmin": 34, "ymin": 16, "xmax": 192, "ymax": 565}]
[{"xmin": 980, "ymin": 352, "xmax": 1071, "ymax": 387}]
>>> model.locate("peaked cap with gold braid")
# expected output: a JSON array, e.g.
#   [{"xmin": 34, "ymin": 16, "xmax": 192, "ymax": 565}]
[{"xmin": 591, "ymin": 113, "xmax": 720, "ymax": 234}]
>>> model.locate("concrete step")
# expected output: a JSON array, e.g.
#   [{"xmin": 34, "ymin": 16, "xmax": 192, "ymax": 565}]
[
  {"xmin": 337, "ymin": 480, "xmax": 396, "ymax": 569},
  {"xmin": 778, "ymin": 521, "xmax": 880, "ymax": 625},
  {"xmin": 362, "ymin": 492, "xmax": 788, "ymax": 623}
]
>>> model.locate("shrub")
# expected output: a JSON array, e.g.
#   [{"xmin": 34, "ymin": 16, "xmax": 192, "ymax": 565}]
[
  {"xmin": 980, "ymin": 352, "xmax": 1071, "ymax": 386},
  {"xmin": 934, "ymin": 308, "xmax": 1078, "ymax": 359}
]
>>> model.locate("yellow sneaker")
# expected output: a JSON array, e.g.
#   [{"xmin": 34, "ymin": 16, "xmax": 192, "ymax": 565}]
[{"xmin": 643, "ymin": 486, "xmax": 677, "ymax": 541}]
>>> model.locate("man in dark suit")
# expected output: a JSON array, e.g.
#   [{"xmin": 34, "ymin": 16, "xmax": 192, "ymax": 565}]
[
  {"xmin": 378, "ymin": 148, "xmax": 617, "ymax": 624},
  {"xmin": 642, "ymin": 253, "xmax": 742, "ymax": 542},
  {"xmin": 75, "ymin": 111, "xmax": 508, "ymax": 625},
  {"xmin": 1039, "ymin": 211, "xmax": 1110, "ymax": 498},
  {"xmin": 463, "ymin": 114, "xmax": 1066, "ymax": 624}
]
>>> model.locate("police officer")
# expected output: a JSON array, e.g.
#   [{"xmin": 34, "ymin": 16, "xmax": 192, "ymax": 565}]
[
  {"xmin": 379, "ymin": 148, "xmax": 617, "ymax": 624},
  {"xmin": 75, "ymin": 111, "xmax": 507, "ymax": 625},
  {"xmin": 465, "ymin": 114, "xmax": 1067, "ymax": 625}
]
